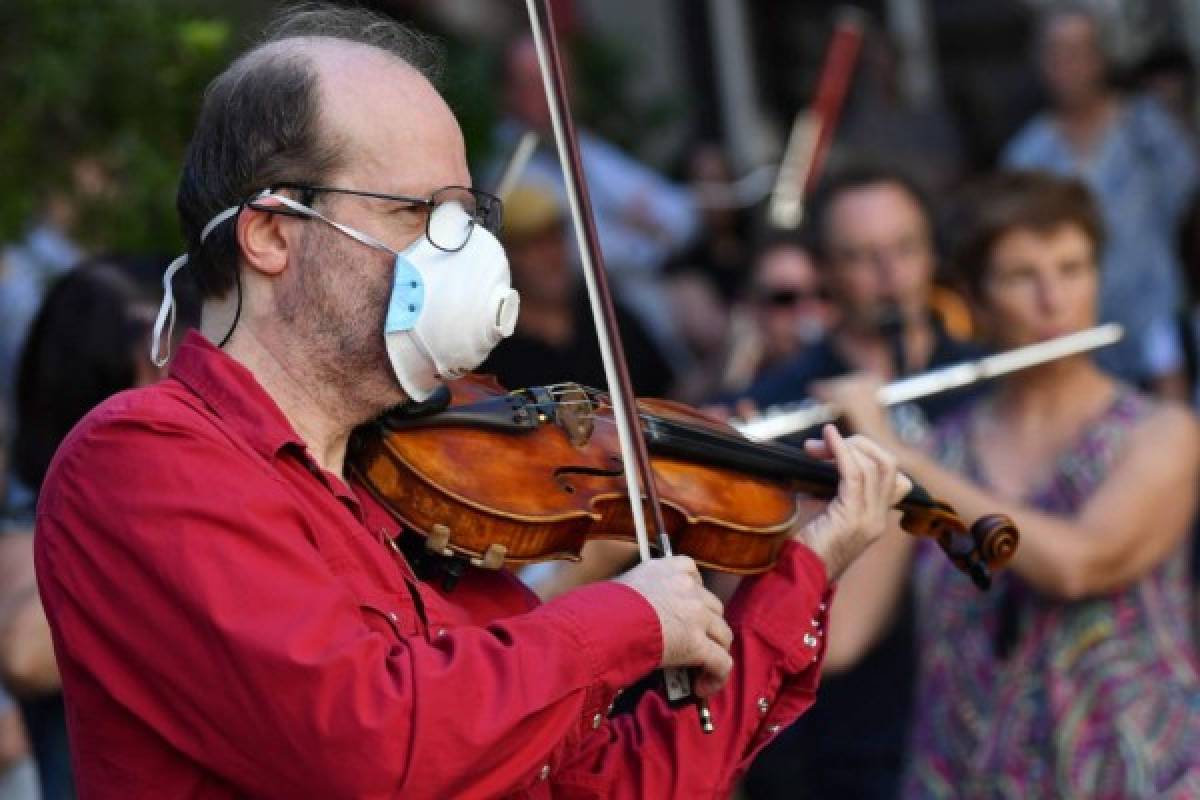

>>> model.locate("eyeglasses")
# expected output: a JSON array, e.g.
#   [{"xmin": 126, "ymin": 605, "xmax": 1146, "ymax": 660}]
[
  {"xmin": 756, "ymin": 287, "xmax": 828, "ymax": 308},
  {"xmin": 267, "ymin": 182, "xmax": 503, "ymax": 253}
]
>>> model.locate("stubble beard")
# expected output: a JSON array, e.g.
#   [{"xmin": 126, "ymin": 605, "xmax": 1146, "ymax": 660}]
[{"xmin": 280, "ymin": 223, "xmax": 406, "ymax": 425}]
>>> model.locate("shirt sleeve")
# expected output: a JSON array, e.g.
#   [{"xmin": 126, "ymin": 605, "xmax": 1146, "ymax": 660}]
[
  {"xmin": 35, "ymin": 409, "xmax": 664, "ymax": 799},
  {"xmin": 551, "ymin": 541, "xmax": 833, "ymax": 799}
]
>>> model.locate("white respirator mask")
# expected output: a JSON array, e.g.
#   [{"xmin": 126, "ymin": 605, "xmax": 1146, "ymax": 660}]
[{"xmin": 151, "ymin": 189, "xmax": 520, "ymax": 402}]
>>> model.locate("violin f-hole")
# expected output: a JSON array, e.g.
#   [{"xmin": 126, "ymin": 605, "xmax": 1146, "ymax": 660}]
[{"xmin": 553, "ymin": 464, "xmax": 623, "ymax": 494}]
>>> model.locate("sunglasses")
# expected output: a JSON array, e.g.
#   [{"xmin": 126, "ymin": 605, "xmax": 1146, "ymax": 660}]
[{"xmin": 756, "ymin": 287, "xmax": 828, "ymax": 308}]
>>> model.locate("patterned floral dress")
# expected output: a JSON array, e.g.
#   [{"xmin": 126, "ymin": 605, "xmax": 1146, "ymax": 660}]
[{"xmin": 903, "ymin": 388, "xmax": 1200, "ymax": 799}]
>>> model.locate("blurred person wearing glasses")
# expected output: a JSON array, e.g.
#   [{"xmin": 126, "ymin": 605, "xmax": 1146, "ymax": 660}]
[
  {"xmin": 720, "ymin": 234, "xmax": 835, "ymax": 394},
  {"xmin": 30, "ymin": 7, "xmax": 913, "ymax": 797},
  {"xmin": 741, "ymin": 163, "xmax": 983, "ymax": 800},
  {"xmin": 742, "ymin": 164, "xmax": 983, "ymax": 425}
]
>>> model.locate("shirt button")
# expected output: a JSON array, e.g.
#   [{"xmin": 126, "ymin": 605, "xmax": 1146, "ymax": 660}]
[
  {"xmin": 591, "ymin": 713, "xmax": 603, "ymax": 729},
  {"xmin": 436, "ymin": 628, "xmax": 448, "ymax": 638},
  {"xmin": 387, "ymin": 612, "xmax": 398, "ymax": 624},
  {"xmin": 819, "ymin": 602, "xmax": 828, "ymax": 612},
  {"xmin": 767, "ymin": 724, "xmax": 781, "ymax": 734},
  {"xmin": 539, "ymin": 764, "xmax": 551, "ymax": 781},
  {"xmin": 811, "ymin": 618, "xmax": 820, "ymax": 628},
  {"xmin": 803, "ymin": 633, "xmax": 819, "ymax": 648},
  {"xmin": 757, "ymin": 697, "xmax": 769, "ymax": 715}
]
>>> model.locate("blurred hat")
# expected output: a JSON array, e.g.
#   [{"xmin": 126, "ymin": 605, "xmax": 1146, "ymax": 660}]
[{"xmin": 501, "ymin": 184, "xmax": 564, "ymax": 243}]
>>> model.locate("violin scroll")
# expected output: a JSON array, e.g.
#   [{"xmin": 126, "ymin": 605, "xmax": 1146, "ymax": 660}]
[
  {"xmin": 971, "ymin": 514, "xmax": 1019, "ymax": 570},
  {"xmin": 897, "ymin": 501, "xmax": 1020, "ymax": 591}
]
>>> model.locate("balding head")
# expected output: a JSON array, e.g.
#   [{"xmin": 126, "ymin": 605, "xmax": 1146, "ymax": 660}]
[{"xmin": 177, "ymin": 5, "xmax": 444, "ymax": 300}]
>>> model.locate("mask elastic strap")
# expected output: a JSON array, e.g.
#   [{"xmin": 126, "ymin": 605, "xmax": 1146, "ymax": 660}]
[
  {"xmin": 150, "ymin": 201, "xmax": 245, "ymax": 367},
  {"xmin": 258, "ymin": 193, "xmax": 398, "ymax": 255},
  {"xmin": 150, "ymin": 253, "xmax": 188, "ymax": 367}
]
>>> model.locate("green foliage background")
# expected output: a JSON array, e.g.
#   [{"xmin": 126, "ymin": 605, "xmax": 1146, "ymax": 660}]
[
  {"xmin": 0, "ymin": 0, "xmax": 256, "ymax": 254},
  {"xmin": 0, "ymin": 2, "xmax": 674, "ymax": 257}
]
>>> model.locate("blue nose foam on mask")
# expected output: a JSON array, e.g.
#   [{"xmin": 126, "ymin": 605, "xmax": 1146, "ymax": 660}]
[{"xmin": 385, "ymin": 253, "xmax": 425, "ymax": 333}]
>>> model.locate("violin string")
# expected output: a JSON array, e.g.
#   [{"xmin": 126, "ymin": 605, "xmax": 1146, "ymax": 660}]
[{"xmin": 508, "ymin": 384, "xmax": 849, "ymax": 491}]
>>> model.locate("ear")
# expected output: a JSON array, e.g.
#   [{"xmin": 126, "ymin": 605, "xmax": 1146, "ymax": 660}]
[{"xmin": 236, "ymin": 202, "xmax": 297, "ymax": 279}]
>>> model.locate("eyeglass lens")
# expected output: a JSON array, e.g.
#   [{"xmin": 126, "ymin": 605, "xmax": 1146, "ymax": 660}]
[{"xmin": 428, "ymin": 187, "xmax": 502, "ymax": 251}]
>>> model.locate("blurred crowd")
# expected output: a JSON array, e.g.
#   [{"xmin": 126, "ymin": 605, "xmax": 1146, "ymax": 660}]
[{"xmin": 3, "ymin": 2, "xmax": 1200, "ymax": 798}]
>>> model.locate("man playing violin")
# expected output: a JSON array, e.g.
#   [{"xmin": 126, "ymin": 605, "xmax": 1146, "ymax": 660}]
[{"xmin": 33, "ymin": 6, "xmax": 908, "ymax": 798}]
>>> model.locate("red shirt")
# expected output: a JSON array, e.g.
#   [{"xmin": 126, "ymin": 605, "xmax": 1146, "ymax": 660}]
[{"xmin": 35, "ymin": 332, "xmax": 833, "ymax": 799}]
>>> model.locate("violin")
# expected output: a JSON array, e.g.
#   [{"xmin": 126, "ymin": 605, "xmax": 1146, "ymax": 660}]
[{"xmin": 350, "ymin": 375, "xmax": 1018, "ymax": 591}]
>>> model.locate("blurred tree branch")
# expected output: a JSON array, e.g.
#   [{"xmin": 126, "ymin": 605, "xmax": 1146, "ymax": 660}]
[{"xmin": 0, "ymin": 1, "xmax": 247, "ymax": 253}]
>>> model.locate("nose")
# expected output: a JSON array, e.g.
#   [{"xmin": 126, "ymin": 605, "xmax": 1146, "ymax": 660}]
[
  {"xmin": 870, "ymin": 250, "xmax": 900, "ymax": 295},
  {"xmin": 1034, "ymin": 273, "xmax": 1067, "ymax": 317}
]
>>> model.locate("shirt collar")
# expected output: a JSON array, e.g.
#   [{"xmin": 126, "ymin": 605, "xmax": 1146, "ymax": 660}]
[{"xmin": 169, "ymin": 330, "xmax": 306, "ymax": 459}]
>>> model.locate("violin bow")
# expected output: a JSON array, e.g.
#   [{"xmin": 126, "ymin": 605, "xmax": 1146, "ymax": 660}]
[{"xmin": 523, "ymin": 0, "xmax": 714, "ymax": 733}]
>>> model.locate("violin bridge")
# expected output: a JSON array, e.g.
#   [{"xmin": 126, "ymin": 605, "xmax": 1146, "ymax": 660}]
[{"xmin": 554, "ymin": 384, "xmax": 594, "ymax": 447}]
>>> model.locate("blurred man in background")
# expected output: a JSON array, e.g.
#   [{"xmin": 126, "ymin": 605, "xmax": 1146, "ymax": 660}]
[
  {"xmin": 744, "ymin": 164, "xmax": 981, "ymax": 421},
  {"xmin": 489, "ymin": 34, "xmax": 698, "ymax": 370},
  {"xmin": 479, "ymin": 184, "xmax": 674, "ymax": 397},
  {"xmin": 742, "ymin": 163, "xmax": 982, "ymax": 800}
]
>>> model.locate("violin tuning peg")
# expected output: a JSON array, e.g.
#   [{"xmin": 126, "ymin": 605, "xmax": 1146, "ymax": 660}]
[
  {"xmin": 470, "ymin": 543, "xmax": 508, "ymax": 571},
  {"xmin": 427, "ymin": 523, "xmax": 454, "ymax": 557}
]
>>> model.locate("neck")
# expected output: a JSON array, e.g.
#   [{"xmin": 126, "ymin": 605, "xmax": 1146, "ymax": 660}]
[
  {"xmin": 1059, "ymin": 93, "xmax": 1115, "ymax": 139},
  {"xmin": 202, "ymin": 304, "xmax": 364, "ymax": 477},
  {"xmin": 991, "ymin": 355, "xmax": 1110, "ymax": 425}
]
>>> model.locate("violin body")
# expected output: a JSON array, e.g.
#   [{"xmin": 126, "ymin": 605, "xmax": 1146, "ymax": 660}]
[
  {"xmin": 352, "ymin": 375, "xmax": 798, "ymax": 574},
  {"xmin": 351, "ymin": 375, "xmax": 1019, "ymax": 586}
]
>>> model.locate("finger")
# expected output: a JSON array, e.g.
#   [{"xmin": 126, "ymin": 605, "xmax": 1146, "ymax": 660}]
[
  {"xmin": 699, "ymin": 586, "xmax": 724, "ymax": 617},
  {"xmin": 809, "ymin": 377, "xmax": 843, "ymax": 403},
  {"xmin": 804, "ymin": 438, "xmax": 833, "ymax": 460},
  {"xmin": 672, "ymin": 555, "xmax": 701, "ymax": 582},
  {"xmin": 845, "ymin": 433, "xmax": 897, "ymax": 470},
  {"xmin": 851, "ymin": 436, "xmax": 910, "ymax": 507},
  {"xmin": 846, "ymin": 434, "xmax": 895, "ymax": 507},
  {"xmin": 706, "ymin": 613, "xmax": 734, "ymax": 652},
  {"xmin": 826, "ymin": 425, "xmax": 865, "ymax": 503},
  {"xmin": 694, "ymin": 641, "xmax": 734, "ymax": 698},
  {"xmin": 735, "ymin": 398, "xmax": 758, "ymax": 420},
  {"xmin": 699, "ymin": 403, "xmax": 732, "ymax": 423}
]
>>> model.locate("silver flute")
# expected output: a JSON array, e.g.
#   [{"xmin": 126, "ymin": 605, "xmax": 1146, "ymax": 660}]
[{"xmin": 734, "ymin": 323, "xmax": 1124, "ymax": 441}]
